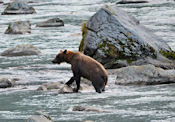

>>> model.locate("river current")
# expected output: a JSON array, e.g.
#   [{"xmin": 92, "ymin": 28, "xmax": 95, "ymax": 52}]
[{"xmin": 0, "ymin": 0, "xmax": 175, "ymax": 122}]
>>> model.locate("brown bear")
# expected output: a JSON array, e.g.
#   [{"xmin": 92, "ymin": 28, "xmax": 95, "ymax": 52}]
[{"xmin": 52, "ymin": 50, "xmax": 108, "ymax": 93}]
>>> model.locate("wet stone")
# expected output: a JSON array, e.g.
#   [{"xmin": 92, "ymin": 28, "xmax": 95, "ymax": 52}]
[
  {"xmin": 27, "ymin": 111, "xmax": 53, "ymax": 122},
  {"xmin": 1, "ymin": 44, "xmax": 41, "ymax": 57},
  {"xmin": 5, "ymin": 21, "xmax": 31, "ymax": 34},
  {"xmin": 0, "ymin": 78, "xmax": 15, "ymax": 88},
  {"xmin": 2, "ymin": 0, "xmax": 36, "ymax": 15},
  {"xmin": 108, "ymin": 64, "xmax": 175, "ymax": 85},
  {"xmin": 117, "ymin": 0, "xmax": 148, "ymax": 4},
  {"xmin": 36, "ymin": 18, "xmax": 64, "ymax": 27}
]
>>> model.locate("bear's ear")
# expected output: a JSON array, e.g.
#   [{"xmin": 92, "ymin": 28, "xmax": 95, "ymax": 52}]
[{"xmin": 63, "ymin": 50, "xmax": 67, "ymax": 54}]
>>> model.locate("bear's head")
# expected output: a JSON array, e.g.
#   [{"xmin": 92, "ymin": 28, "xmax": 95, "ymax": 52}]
[{"xmin": 52, "ymin": 50, "xmax": 67, "ymax": 64}]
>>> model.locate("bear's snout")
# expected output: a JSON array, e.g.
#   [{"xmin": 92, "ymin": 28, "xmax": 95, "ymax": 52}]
[{"xmin": 52, "ymin": 59, "xmax": 57, "ymax": 63}]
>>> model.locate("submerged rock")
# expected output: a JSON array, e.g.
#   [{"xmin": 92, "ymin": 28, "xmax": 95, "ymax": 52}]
[
  {"xmin": 116, "ymin": 0, "xmax": 148, "ymax": 4},
  {"xmin": 2, "ymin": 0, "xmax": 36, "ymax": 15},
  {"xmin": 5, "ymin": 21, "xmax": 31, "ymax": 34},
  {"xmin": 37, "ymin": 82, "xmax": 64, "ymax": 91},
  {"xmin": 37, "ymin": 79, "xmax": 94, "ymax": 93},
  {"xmin": 1, "ymin": 44, "xmax": 41, "ymax": 56},
  {"xmin": 59, "ymin": 85, "xmax": 74, "ymax": 94},
  {"xmin": 0, "ymin": 78, "xmax": 15, "ymax": 88},
  {"xmin": 68, "ymin": 33, "xmax": 81, "ymax": 38},
  {"xmin": 73, "ymin": 105, "xmax": 109, "ymax": 113},
  {"xmin": 79, "ymin": 5, "xmax": 175, "ymax": 69},
  {"xmin": 108, "ymin": 64, "xmax": 175, "ymax": 85},
  {"xmin": 36, "ymin": 18, "xmax": 64, "ymax": 27},
  {"xmin": 27, "ymin": 111, "xmax": 53, "ymax": 122}
]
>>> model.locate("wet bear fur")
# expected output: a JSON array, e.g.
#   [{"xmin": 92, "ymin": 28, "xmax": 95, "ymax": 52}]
[{"xmin": 52, "ymin": 50, "xmax": 108, "ymax": 93}]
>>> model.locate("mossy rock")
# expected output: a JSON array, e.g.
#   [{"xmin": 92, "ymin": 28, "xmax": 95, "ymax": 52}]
[{"xmin": 79, "ymin": 5, "xmax": 175, "ymax": 69}]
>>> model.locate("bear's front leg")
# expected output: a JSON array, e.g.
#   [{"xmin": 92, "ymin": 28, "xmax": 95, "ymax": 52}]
[
  {"xmin": 66, "ymin": 77, "xmax": 75, "ymax": 86},
  {"xmin": 73, "ymin": 76, "xmax": 81, "ymax": 92}
]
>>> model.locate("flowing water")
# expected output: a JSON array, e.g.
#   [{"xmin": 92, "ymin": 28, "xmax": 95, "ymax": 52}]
[{"xmin": 0, "ymin": 0, "xmax": 175, "ymax": 122}]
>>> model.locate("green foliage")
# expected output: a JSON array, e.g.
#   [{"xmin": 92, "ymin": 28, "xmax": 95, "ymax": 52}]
[
  {"xmin": 159, "ymin": 50, "xmax": 175, "ymax": 60},
  {"xmin": 79, "ymin": 21, "xmax": 87, "ymax": 52}
]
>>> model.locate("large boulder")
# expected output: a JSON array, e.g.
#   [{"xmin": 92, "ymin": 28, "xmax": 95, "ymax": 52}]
[
  {"xmin": 116, "ymin": 0, "xmax": 148, "ymax": 4},
  {"xmin": 27, "ymin": 111, "xmax": 53, "ymax": 122},
  {"xmin": 36, "ymin": 18, "xmax": 64, "ymax": 27},
  {"xmin": 108, "ymin": 64, "xmax": 175, "ymax": 85},
  {"xmin": 1, "ymin": 44, "xmax": 41, "ymax": 56},
  {"xmin": 79, "ymin": 5, "xmax": 175, "ymax": 69},
  {"xmin": 2, "ymin": 0, "xmax": 36, "ymax": 15},
  {"xmin": 5, "ymin": 21, "xmax": 31, "ymax": 34},
  {"xmin": 0, "ymin": 78, "xmax": 16, "ymax": 88}
]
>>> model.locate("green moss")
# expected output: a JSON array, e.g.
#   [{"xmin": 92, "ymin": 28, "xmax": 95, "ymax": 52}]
[
  {"xmin": 126, "ymin": 59, "xmax": 133, "ymax": 64},
  {"xmin": 159, "ymin": 50, "xmax": 175, "ymax": 60},
  {"xmin": 98, "ymin": 40, "xmax": 119, "ymax": 58},
  {"xmin": 98, "ymin": 36, "xmax": 159, "ymax": 65},
  {"xmin": 79, "ymin": 21, "xmax": 87, "ymax": 52},
  {"xmin": 149, "ymin": 45, "xmax": 157, "ymax": 58},
  {"xmin": 98, "ymin": 39, "xmax": 135, "ymax": 63}
]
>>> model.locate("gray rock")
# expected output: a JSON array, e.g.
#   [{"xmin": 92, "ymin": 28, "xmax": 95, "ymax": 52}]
[
  {"xmin": 0, "ymin": 78, "xmax": 15, "ymax": 88},
  {"xmin": 1, "ymin": 44, "xmax": 41, "ymax": 56},
  {"xmin": 5, "ymin": 21, "xmax": 31, "ymax": 34},
  {"xmin": 2, "ymin": 0, "xmax": 36, "ymax": 15},
  {"xmin": 82, "ymin": 121, "xmax": 94, "ymax": 122},
  {"xmin": 58, "ymin": 85, "xmax": 74, "ymax": 94},
  {"xmin": 37, "ymin": 79, "xmax": 94, "ymax": 93},
  {"xmin": 27, "ymin": 111, "xmax": 53, "ymax": 122},
  {"xmin": 37, "ymin": 82, "xmax": 64, "ymax": 91},
  {"xmin": 79, "ymin": 5, "xmax": 175, "ymax": 69},
  {"xmin": 72, "ymin": 105, "xmax": 110, "ymax": 113},
  {"xmin": 108, "ymin": 64, "xmax": 175, "ymax": 85},
  {"xmin": 36, "ymin": 18, "xmax": 64, "ymax": 27},
  {"xmin": 116, "ymin": 0, "xmax": 148, "ymax": 4},
  {"xmin": 0, "ymin": 0, "xmax": 3, "ymax": 4}
]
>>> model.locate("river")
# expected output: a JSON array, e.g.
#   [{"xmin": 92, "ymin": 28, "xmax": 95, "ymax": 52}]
[{"xmin": 0, "ymin": 0, "xmax": 175, "ymax": 122}]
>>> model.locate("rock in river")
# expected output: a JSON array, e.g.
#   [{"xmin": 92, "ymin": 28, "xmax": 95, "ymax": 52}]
[
  {"xmin": 0, "ymin": 78, "xmax": 16, "ymax": 88},
  {"xmin": 1, "ymin": 44, "xmax": 41, "ymax": 56},
  {"xmin": 5, "ymin": 21, "xmax": 31, "ymax": 34},
  {"xmin": 79, "ymin": 5, "xmax": 175, "ymax": 69},
  {"xmin": 37, "ymin": 79, "xmax": 94, "ymax": 93},
  {"xmin": 108, "ymin": 64, "xmax": 175, "ymax": 85},
  {"xmin": 2, "ymin": 0, "xmax": 36, "ymax": 15},
  {"xmin": 116, "ymin": 0, "xmax": 148, "ymax": 4},
  {"xmin": 37, "ymin": 82, "xmax": 64, "ymax": 91},
  {"xmin": 59, "ymin": 85, "xmax": 74, "ymax": 94},
  {"xmin": 36, "ymin": 18, "xmax": 64, "ymax": 27},
  {"xmin": 0, "ymin": 0, "xmax": 3, "ymax": 4},
  {"xmin": 27, "ymin": 111, "xmax": 53, "ymax": 122},
  {"xmin": 73, "ymin": 105, "xmax": 110, "ymax": 113}
]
